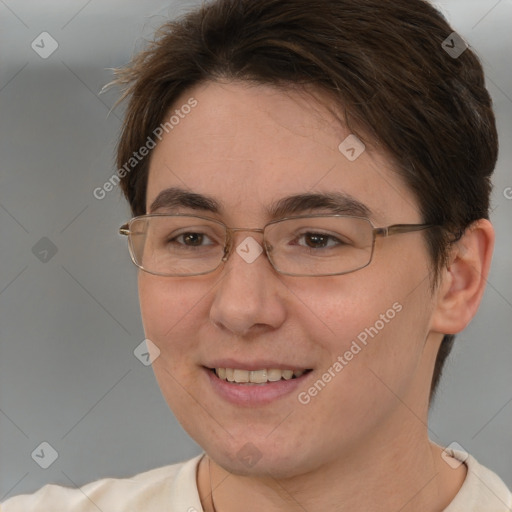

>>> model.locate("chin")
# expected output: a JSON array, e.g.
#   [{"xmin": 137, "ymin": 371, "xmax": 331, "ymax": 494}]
[{"xmin": 203, "ymin": 435, "xmax": 320, "ymax": 479}]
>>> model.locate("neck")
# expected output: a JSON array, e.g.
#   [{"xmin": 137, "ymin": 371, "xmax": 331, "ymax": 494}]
[{"xmin": 197, "ymin": 425, "xmax": 466, "ymax": 512}]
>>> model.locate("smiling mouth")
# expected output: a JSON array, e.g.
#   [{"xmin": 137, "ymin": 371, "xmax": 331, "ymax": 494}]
[{"xmin": 210, "ymin": 367, "xmax": 312, "ymax": 384}]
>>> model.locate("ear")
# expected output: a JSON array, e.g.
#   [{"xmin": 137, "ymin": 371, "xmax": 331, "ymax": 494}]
[{"xmin": 430, "ymin": 219, "xmax": 495, "ymax": 335}]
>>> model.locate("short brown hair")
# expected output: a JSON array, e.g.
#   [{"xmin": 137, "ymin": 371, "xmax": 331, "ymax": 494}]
[{"xmin": 111, "ymin": 0, "xmax": 498, "ymax": 401}]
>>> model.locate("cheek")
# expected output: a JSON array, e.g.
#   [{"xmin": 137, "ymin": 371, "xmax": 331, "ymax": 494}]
[
  {"xmin": 294, "ymin": 272, "xmax": 431, "ymax": 399},
  {"xmin": 138, "ymin": 274, "xmax": 206, "ymax": 362},
  {"xmin": 289, "ymin": 273, "xmax": 407, "ymax": 353},
  {"xmin": 138, "ymin": 275, "xmax": 210, "ymax": 423}
]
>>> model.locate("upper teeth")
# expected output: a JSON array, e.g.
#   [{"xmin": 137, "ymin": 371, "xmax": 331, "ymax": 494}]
[{"xmin": 215, "ymin": 368, "xmax": 306, "ymax": 383}]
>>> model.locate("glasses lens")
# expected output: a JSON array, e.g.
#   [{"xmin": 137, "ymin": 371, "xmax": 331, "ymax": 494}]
[
  {"xmin": 128, "ymin": 215, "xmax": 226, "ymax": 276},
  {"xmin": 127, "ymin": 215, "xmax": 375, "ymax": 277},
  {"xmin": 266, "ymin": 216, "xmax": 374, "ymax": 276}
]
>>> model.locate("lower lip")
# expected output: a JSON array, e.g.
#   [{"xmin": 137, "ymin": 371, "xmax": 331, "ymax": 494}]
[{"xmin": 205, "ymin": 368, "xmax": 312, "ymax": 407}]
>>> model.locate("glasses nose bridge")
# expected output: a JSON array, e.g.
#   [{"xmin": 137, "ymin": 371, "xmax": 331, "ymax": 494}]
[{"xmin": 222, "ymin": 226, "xmax": 267, "ymax": 262}]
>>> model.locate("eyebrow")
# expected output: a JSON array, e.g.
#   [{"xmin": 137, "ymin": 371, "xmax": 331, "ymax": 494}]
[{"xmin": 148, "ymin": 186, "xmax": 372, "ymax": 219}]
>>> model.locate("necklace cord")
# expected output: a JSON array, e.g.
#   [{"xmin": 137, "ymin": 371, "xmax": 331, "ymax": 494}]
[{"xmin": 208, "ymin": 455, "xmax": 217, "ymax": 512}]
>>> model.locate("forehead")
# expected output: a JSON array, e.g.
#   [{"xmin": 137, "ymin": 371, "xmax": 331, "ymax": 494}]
[{"xmin": 146, "ymin": 81, "xmax": 420, "ymax": 225}]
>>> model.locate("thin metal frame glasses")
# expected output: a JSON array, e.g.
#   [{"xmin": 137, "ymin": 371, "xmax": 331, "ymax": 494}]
[{"xmin": 119, "ymin": 213, "xmax": 436, "ymax": 277}]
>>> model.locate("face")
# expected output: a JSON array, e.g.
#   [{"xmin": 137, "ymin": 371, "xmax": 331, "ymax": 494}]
[{"xmin": 138, "ymin": 81, "xmax": 442, "ymax": 478}]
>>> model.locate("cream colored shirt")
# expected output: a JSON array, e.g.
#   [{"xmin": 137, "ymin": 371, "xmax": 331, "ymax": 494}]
[{"xmin": 2, "ymin": 449, "xmax": 511, "ymax": 511}]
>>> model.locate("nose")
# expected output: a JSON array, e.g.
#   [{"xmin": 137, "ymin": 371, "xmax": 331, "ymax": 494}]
[{"xmin": 209, "ymin": 231, "xmax": 286, "ymax": 336}]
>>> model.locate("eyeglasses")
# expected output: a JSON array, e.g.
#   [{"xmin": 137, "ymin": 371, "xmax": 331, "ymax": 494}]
[{"xmin": 119, "ymin": 214, "xmax": 436, "ymax": 277}]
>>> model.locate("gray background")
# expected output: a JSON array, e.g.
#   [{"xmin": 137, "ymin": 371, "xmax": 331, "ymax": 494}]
[{"xmin": 0, "ymin": 0, "xmax": 511, "ymax": 500}]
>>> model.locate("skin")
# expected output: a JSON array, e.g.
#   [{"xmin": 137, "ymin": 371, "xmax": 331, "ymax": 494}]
[{"xmin": 138, "ymin": 81, "xmax": 494, "ymax": 511}]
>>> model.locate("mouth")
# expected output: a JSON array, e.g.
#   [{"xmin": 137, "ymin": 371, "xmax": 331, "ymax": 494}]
[
  {"xmin": 210, "ymin": 367, "xmax": 312, "ymax": 384},
  {"xmin": 203, "ymin": 361, "xmax": 314, "ymax": 405}
]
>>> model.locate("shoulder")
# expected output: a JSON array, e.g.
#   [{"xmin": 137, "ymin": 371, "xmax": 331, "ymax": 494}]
[
  {"xmin": 444, "ymin": 448, "xmax": 512, "ymax": 512},
  {"xmin": 1, "ymin": 454, "xmax": 204, "ymax": 512}
]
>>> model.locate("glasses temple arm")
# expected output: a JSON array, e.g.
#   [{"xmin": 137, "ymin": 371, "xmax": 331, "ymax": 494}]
[
  {"xmin": 119, "ymin": 223, "xmax": 130, "ymax": 236},
  {"xmin": 376, "ymin": 223, "xmax": 438, "ymax": 237}
]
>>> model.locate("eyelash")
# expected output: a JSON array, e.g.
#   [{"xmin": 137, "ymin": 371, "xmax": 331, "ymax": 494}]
[{"xmin": 168, "ymin": 231, "xmax": 346, "ymax": 250}]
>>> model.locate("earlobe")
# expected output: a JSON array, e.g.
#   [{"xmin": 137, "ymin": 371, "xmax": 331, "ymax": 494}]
[{"xmin": 430, "ymin": 219, "xmax": 495, "ymax": 335}]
